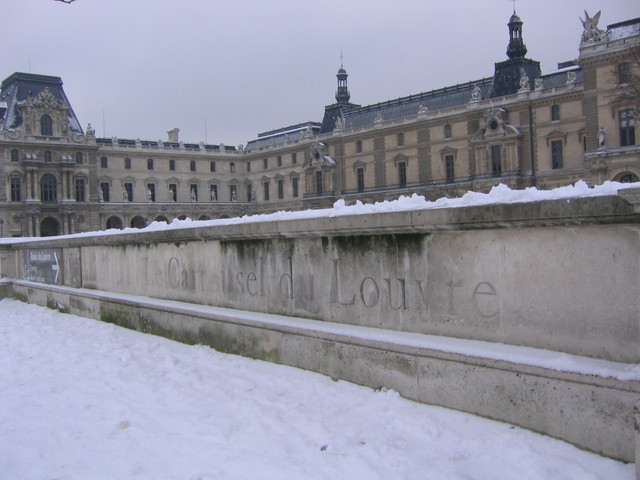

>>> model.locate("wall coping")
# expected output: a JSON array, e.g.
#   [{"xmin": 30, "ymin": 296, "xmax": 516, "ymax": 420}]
[{"xmin": 2, "ymin": 194, "xmax": 638, "ymax": 249}]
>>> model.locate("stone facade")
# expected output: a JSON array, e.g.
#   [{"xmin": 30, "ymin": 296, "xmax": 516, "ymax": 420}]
[{"xmin": 0, "ymin": 11, "xmax": 638, "ymax": 237}]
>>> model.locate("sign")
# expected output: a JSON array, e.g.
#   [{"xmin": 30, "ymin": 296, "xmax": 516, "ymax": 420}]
[{"xmin": 23, "ymin": 248, "xmax": 63, "ymax": 285}]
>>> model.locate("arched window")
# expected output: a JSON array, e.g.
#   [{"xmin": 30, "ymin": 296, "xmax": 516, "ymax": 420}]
[
  {"xmin": 40, "ymin": 114, "xmax": 53, "ymax": 136},
  {"xmin": 41, "ymin": 174, "xmax": 57, "ymax": 202}
]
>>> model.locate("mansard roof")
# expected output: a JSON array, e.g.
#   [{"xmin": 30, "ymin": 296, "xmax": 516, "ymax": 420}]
[
  {"xmin": 245, "ymin": 121, "xmax": 321, "ymax": 151},
  {"xmin": 0, "ymin": 72, "xmax": 83, "ymax": 134}
]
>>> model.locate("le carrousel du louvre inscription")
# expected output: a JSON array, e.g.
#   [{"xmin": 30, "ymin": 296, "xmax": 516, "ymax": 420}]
[{"xmin": 127, "ymin": 234, "xmax": 501, "ymax": 334}]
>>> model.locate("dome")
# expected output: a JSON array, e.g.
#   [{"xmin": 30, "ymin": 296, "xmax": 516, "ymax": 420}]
[
  {"xmin": 510, "ymin": 13, "xmax": 522, "ymax": 24},
  {"xmin": 337, "ymin": 67, "xmax": 347, "ymax": 75}
]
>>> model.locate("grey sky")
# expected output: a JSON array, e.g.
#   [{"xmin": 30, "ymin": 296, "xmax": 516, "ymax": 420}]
[{"xmin": 4, "ymin": 0, "xmax": 638, "ymax": 147}]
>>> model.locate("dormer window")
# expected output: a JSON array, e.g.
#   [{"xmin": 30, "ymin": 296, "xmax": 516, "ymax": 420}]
[{"xmin": 40, "ymin": 114, "xmax": 53, "ymax": 136}]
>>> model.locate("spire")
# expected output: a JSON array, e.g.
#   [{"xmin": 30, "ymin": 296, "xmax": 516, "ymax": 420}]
[
  {"xmin": 335, "ymin": 52, "xmax": 350, "ymax": 104},
  {"xmin": 506, "ymin": 9, "xmax": 527, "ymax": 59}
]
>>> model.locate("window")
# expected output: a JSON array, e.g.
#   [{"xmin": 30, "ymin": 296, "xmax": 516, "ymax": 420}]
[
  {"xmin": 230, "ymin": 184, "xmax": 238, "ymax": 201},
  {"xmin": 444, "ymin": 124, "xmax": 452, "ymax": 139},
  {"xmin": 491, "ymin": 145, "xmax": 502, "ymax": 177},
  {"xmin": 357, "ymin": 167, "xmax": 365, "ymax": 192},
  {"xmin": 619, "ymin": 63, "xmax": 631, "ymax": 84},
  {"xmin": 146, "ymin": 183, "xmax": 156, "ymax": 202},
  {"xmin": 247, "ymin": 161, "xmax": 251, "ymax": 172},
  {"xmin": 315, "ymin": 171, "xmax": 323, "ymax": 194},
  {"xmin": 10, "ymin": 149, "xmax": 19, "ymax": 162},
  {"xmin": 190, "ymin": 160, "xmax": 196, "ymax": 172},
  {"xmin": 124, "ymin": 182, "xmax": 133, "ymax": 202},
  {"xmin": 147, "ymin": 158, "xmax": 154, "ymax": 170},
  {"xmin": 41, "ymin": 174, "xmax": 57, "ymax": 202},
  {"xmin": 620, "ymin": 110, "xmax": 636, "ymax": 146},
  {"xmin": 230, "ymin": 162, "xmax": 235, "ymax": 173},
  {"xmin": 277, "ymin": 179, "xmax": 284, "ymax": 199},
  {"xmin": 169, "ymin": 183, "xmax": 177, "ymax": 201},
  {"xmin": 100, "ymin": 182, "xmax": 110, "ymax": 202},
  {"xmin": 551, "ymin": 104, "xmax": 560, "ymax": 122},
  {"xmin": 263, "ymin": 181, "xmax": 270, "ymax": 201},
  {"xmin": 100, "ymin": 156, "xmax": 108, "ymax": 168},
  {"xmin": 75, "ymin": 152, "xmax": 83, "ymax": 164},
  {"xmin": 44, "ymin": 150, "xmax": 52, "ymax": 163},
  {"xmin": 209, "ymin": 184, "xmax": 217, "ymax": 201},
  {"xmin": 263, "ymin": 158, "xmax": 268, "ymax": 170},
  {"xmin": 619, "ymin": 173, "xmax": 640, "ymax": 183},
  {"xmin": 551, "ymin": 140, "xmax": 564, "ymax": 169},
  {"xmin": 292, "ymin": 177, "xmax": 299, "ymax": 198},
  {"xmin": 292, "ymin": 153, "xmax": 297, "ymax": 164},
  {"xmin": 397, "ymin": 132, "xmax": 404, "ymax": 146},
  {"xmin": 445, "ymin": 155, "xmax": 455, "ymax": 183},
  {"xmin": 398, "ymin": 161, "xmax": 407, "ymax": 187},
  {"xmin": 169, "ymin": 159, "xmax": 176, "ymax": 171},
  {"xmin": 75, "ymin": 178, "xmax": 86, "ymax": 202},
  {"xmin": 190, "ymin": 184, "xmax": 198, "ymax": 201},
  {"xmin": 277, "ymin": 156, "xmax": 282, "ymax": 167},
  {"xmin": 124, "ymin": 157, "xmax": 131, "ymax": 169},
  {"xmin": 210, "ymin": 161, "xmax": 216, "ymax": 172},
  {"xmin": 247, "ymin": 184, "xmax": 253, "ymax": 202},
  {"xmin": 40, "ymin": 114, "xmax": 53, "ymax": 136},
  {"xmin": 10, "ymin": 178, "xmax": 20, "ymax": 201},
  {"xmin": 356, "ymin": 140, "xmax": 362, "ymax": 153}
]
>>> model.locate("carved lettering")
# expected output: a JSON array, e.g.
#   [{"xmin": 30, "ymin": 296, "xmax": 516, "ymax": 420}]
[
  {"xmin": 330, "ymin": 258, "xmax": 355, "ymax": 305},
  {"xmin": 236, "ymin": 272, "xmax": 245, "ymax": 295},
  {"xmin": 472, "ymin": 281, "xmax": 499, "ymax": 318},
  {"xmin": 278, "ymin": 257, "xmax": 294, "ymax": 301},
  {"xmin": 246, "ymin": 272, "xmax": 258, "ymax": 296},
  {"xmin": 360, "ymin": 277, "xmax": 380, "ymax": 308},
  {"xmin": 167, "ymin": 257, "xmax": 180, "ymax": 289},
  {"xmin": 385, "ymin": 277, "xmax": 407, "ymax": 310}
]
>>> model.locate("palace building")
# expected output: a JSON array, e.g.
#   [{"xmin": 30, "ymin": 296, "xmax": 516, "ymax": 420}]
[{"xmin": 0, "ymin": 10, "xmax": 638, "ymax": 237}]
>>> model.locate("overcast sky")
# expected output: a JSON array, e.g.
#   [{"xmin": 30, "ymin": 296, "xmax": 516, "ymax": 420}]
[{"xmin": 4, "ymin": 0, "xmax": 638, "ymax": 147}]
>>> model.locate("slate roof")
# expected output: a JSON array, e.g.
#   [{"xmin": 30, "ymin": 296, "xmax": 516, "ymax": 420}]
[
  {"xmin": 245, "ymin": 121, "xmax": 321, "ymax": 151},
  {"xmin": 0, "ymin": 72, "xmax": 83, "ymax": 134},
  {"xmin": 340, "ymin": 69, "xmax": 583, "ymax": 130}
]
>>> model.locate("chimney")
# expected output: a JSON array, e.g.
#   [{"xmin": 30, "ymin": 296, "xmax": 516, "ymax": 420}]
[{"xmin": 167, "ymin": 128, "xmax": 179, "ymax": 143}]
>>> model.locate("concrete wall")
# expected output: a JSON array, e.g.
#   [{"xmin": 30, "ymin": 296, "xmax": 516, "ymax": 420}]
[{"xmin": 1, "ymin": 192, "xmax": 639, "ymax": 466}]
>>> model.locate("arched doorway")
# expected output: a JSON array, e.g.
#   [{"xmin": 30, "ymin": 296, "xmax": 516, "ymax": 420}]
[
  {"xmin": 154, "ymin": 215, "xmax": 169, "ymax": 223},
  {"xmin": 177, "ymin": 215, "xmax": 189, "ymax": 220},
  {"xmin": 130, "ymin": 216, "xmax": 147, "ymax": 229},
  {"xmin": 219, "ymin": 215, "xmax": 231, "ymax": 219},
  {"xmin": 617, "ymin": 172, "xmax": 640, "ymax": 183},
  {"xmin": 40, "ymin": 217, "xmax": 60, "ymax": 237},
  {"xmin": 105, "ymin": 216, "xmax": 124, "ymax": 230},
  {"xmin": 198, "ymin": 215, "xmax": 211, "ymax": 220}
]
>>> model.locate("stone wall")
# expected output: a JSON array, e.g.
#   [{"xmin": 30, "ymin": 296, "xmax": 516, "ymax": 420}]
[{"xmin": 1, "ymin": 192, "xmax": 639, "ymax": 465}]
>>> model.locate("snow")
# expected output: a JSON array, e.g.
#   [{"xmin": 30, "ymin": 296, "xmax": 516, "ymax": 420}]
[
  {"xmin": 0, "ymin": 298, "xmax": 634, "ymax": 479},
  {"xmin": 2, "ymin": 180, "xmax": 639, "ymax": 245}
]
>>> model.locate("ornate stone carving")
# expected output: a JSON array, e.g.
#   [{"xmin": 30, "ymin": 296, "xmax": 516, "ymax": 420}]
[
  {"xmin": 566, "ymin": 71, "xmax": 576, "ymax": 84},
  {"xmin": 417, "ymin": 104, "xmax": 428, "ymax": 116},
  {"xmin": 534, "ymin": 78, "xmax": 543, "ymax": 90},
  {"xmin": 22, "ymin": 87, "xmax": 65, "ymax": 111},
  {"xmin": 518, "ymin": 68, "xmax": 530, "ymax": 92},
  {"xmin": 334, "ymin": 115, "xmax": 343, "ymax": 129},
  {"xmin": 470, "ymin": 85, "xmax": 482, "ymax": 102},
  {"xmin": 580, "ymin": 11, "xmax": 606, "ymax": 44},
  {"xmin": 373, "ymin": 113, "xmax": 383, "ymax": 124}
]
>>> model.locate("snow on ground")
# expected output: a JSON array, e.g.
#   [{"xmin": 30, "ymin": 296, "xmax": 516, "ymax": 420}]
[
  {"xmin": 2, "ymin": 180, "xmax": 639, "ymax": 245},
  {"xmin": 0, "ymin": 299, "xmax": 633, "ymax": 480}
]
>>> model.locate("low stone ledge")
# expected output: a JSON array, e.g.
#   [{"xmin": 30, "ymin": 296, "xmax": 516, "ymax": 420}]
[{"xmin": 6, "ymin": 279, "xmax": 639, "ymax": 465}]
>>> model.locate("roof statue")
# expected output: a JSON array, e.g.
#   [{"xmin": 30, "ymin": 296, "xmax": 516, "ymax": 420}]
[{"xmin": 581, "ymin": 11, "xmax": 606, "ymax": 44}]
